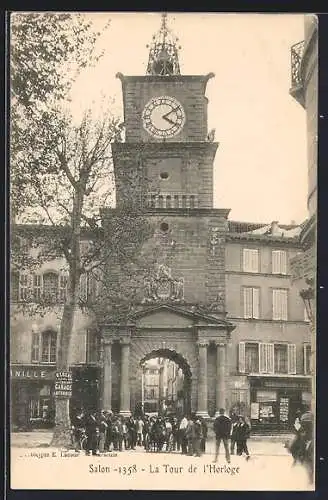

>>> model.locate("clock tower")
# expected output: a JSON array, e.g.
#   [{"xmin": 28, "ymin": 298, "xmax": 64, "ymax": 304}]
[{"xmin": 102, "ymin": 14, "xmax": 234, "ymax": 418}]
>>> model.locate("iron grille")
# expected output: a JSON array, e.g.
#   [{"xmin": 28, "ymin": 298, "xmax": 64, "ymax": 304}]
[{"xmin": 291, "ymin": 40, "xmax": 305, "ymax": 88}]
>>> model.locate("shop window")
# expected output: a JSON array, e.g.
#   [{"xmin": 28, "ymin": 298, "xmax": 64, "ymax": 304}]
[
  {"xmin": 43, "ymin": 272, "xmax": 59, "ymax": 302},
  {"xmin": 243, "ymin": 248, "xmax": 259, "ymax": 273},
  {"xmin": 272, "ymin": 289, "xmax": 288, "ymax": 320},
  {"xmin": 304, "ymin": 344, "xmax": 312, "ymax": 374},
  {"xmin": 40, "ymin": 330, "xmax": 57, "ymax": 363},
  {"xmin": 272, "ymin": 250, "xmax": 287, "ymax": 275},
  {"xmin": 243, "ymin": 287, "xmax": 260, "ymax": 319},
  {"xmin": 274, "ymin": 344, "xmax": 288, "ymax": 374},
  {"xmin": 256, "ymin": 390, "xmax": 277, "ymax": 425}
]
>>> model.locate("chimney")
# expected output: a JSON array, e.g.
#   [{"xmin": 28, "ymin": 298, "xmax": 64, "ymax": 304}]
[{"xmin": 271, "ymin": 221, "xmax": 280, "ymax": 236}]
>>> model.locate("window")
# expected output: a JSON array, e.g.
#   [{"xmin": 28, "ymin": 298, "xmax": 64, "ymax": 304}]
[
  {"xmin": 19, "ymin": 273, "xmax": 30, "ymax": 301},
  {"xmin": 245, "ymin": 343, "xmax": 259, "ymax": 372},
  {"xmin": 31, "ymin": 330, "xmax": 40, "ymax": 363},
  {"xmin": 272, "ymin": 250, "xmax": 287, "ymax": 275},
  {"xmin": 243, "ymin": 287, "xmax": 260, "ymax": 319},
  {"xmin": 33, "ymin": 274, "xmax": 42, "ymax": 301},
  {"xmin": 272, "ymin": 289, "xmax": 288, "ymax": 320},
  {"xmin": 243, "ymin": 249, "xmax": 259, "ymax": 273},
  {"xmin": 274, "ymin": 344, "xmax": 288, "ymax": 374},
  {"xmin": 239, "ymin": 342, "xmax": 296, "ymax": 374},
  {"xmin": 40, "ymin": 330, "xmax": 57, "ymax": 363},
  {"xmin": 239, "ymin": 342, "xmax": 259, "ymax": 373},
  {"xmin": 259, "ymin": 343, "xmax": 274, "ymax": 373},
  {"xmin": 304, "ymin": 344, "xmax": 312, "ymax": 374},
  {"xmin": 43, "ymin": 272, "xmax": 59, "ymax": 302}
]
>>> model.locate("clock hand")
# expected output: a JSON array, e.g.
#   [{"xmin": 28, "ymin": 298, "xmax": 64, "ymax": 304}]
[
  {"xmin": 162, "ymin": 114, "xmax": 176, "ymax": 126},
  {"xmin": 162, "ymin": 106, "xmax": 180, "ymax": 121}
]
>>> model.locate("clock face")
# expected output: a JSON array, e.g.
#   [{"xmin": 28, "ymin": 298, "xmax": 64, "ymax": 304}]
[{"xmin": 142, "ymin": 96, "xmax": 186, "ymax": 138}]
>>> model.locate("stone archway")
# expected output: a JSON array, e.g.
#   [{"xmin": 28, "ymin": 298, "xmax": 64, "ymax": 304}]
[
  {"xmin": 138, "ymin": 348, "xmax": 192, "ymax": 416},
  {"xmin": 129, "ymin": 340, "xmax": 198, "ymax": 416}
]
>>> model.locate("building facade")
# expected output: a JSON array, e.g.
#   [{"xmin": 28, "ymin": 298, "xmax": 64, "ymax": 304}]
[
  {"xmin": 289, "ymin": 14, "xmax": 317, "ymax": 411},
  {"xmin": 10, "ymin": 14, "xmax": 312, "ymax": 431}
]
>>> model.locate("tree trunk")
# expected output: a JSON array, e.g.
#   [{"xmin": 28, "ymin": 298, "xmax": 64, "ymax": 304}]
[
  {"xmin": 50, "ymin": 398, "xmax": 72, "ymax": 448},
  {"xmin": 50, "ymin": 191, "xmax": 83, "ymax": 449}
]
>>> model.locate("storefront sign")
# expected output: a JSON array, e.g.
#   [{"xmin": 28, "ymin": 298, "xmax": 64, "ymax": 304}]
[
  {"xmin": 10, "ymin": 366, "xmax": 55, "ymax": 380},
  {"xmin": 54, "ymin": 371, "xmax": 72, "ymax": 398},
  {"xmin": 263, "ymin": 379, "xmax": 310, "ymax": 390}
]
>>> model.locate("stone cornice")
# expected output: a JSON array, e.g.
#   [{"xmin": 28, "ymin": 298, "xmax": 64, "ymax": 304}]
[
  {"xmin": 111, "ymin": 141, "xmax": 219, "ymax": 154},
  {"xmin": 143, "ymin": 208, "xmax": 230, "ymax": 218}
]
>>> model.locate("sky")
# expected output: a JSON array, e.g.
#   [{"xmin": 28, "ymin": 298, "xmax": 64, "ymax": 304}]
[{"xmin": 70, "ymin": 12, "xmax": 308, "ymax": 225}]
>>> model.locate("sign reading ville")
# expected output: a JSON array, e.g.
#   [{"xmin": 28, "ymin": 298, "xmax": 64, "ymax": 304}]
[{"xmin": 10, "ymin": 367, "xmax": 55, "ymax": 379}]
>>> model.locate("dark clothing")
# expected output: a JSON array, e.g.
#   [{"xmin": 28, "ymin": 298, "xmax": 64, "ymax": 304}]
[
  {"xmin": 85, "ymin": 414, "xmax": 99, "ymax": 455},
  {"xmin": 214, "ymin": 437, "xmax": 230, "ymax": 463},
  {"xmin": 213, "ymin": 415, "xmax": 232, "ymax": 439},
  {"xmin": 235, "ymin": 422, "xmax": 250, "ymax": 457}
]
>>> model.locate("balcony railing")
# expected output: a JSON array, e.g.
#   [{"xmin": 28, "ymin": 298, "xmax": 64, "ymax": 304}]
[
  {"xmin": 290, "ymin": 40, "xmax": 305, "ymax": 88},
  {"xmin": 146, "ymin": 192, "xmax": 199, "ymax": 209}
]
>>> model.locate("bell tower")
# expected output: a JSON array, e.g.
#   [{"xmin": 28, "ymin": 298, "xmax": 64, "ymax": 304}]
[
  {"xmin": 113, "ymin": 14, "xmax": 218, "ymax": 209},
  {"xmin": 102, "ymin": 14, "xmax": 233, "ymax": 418}
]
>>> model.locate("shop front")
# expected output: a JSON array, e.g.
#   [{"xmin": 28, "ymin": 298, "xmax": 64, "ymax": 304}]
[
  {"xmin": 11, "ymin": 364, "xmax": 102, "ymax": 431},
  {"xmin": 249, "ymin": 376, "xmax": 312, "ymax": 432},
  {"xmin": 10, "ymin": 365, "xmax": 56, "ymax": 430}
]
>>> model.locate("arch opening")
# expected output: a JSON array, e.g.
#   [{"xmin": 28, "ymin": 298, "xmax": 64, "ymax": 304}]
[{"xmin": 139, "ymin": 348, "xmax": 192, "ymax": 417}]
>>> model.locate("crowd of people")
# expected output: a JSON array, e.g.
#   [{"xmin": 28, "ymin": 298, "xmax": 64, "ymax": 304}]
[
  {"xmin": 70, "ymin": 407, "xmax": 254, "ymax": 460},
  {"xmin": 71, "ymin": 410, "xmax": 209, "ymax": 456}
]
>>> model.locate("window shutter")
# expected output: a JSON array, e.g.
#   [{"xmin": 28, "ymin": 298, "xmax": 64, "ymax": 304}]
[
  {"xmin": 272, "ymin": 251, "xmax": 279, "ymax": 274},
  {"xmin": 238, "ymin": 342, "xmax": 246, "ymax": 373},
  {"xmin": 288, "ymin": 344, "xmax": 297, "ymax": 374},
  {"xmin": 281, "ymin": 251, "xmax": 287, "ymax": 274},
  {"xmin": 303, "ymin": 344, "xmax": 308, "ymax": 374},
  {"xmin": 243, "ymin": 288, "xmax": 252, "ymax": 318},
  {"xmin": 281, "ymin": 290, "xmax": 288, "ymax": 320},
  {"xmin": 251, "ymin": 250, "xmax": 259, "ymax": 272},
  {"xmin": 259, "ymin": 343, "xmax": 267, "ymax": 373},
  {"xmin": 267, "ymin": 343, "xmax": 274, "ymax": 373},
  {"xmin": 252, "ymin": 288, "xmax": 260, "ymax": 319},
  {"xmin": 273, "ymin": 289, "xmax": 288, "ymax": 320},
  {"xmin": 31, "ymin": 331, "xmax": 40, "ymax": 362}
]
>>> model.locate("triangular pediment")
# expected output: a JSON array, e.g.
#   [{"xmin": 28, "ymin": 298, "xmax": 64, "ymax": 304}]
[{"xmin": 129, "ymin": 303, "xmax": 234, "ymax": 330}]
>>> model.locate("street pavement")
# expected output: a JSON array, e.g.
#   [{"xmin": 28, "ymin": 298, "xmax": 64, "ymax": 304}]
[{"xmin": 9, "ymin": 431, "xmax": 313, "ymax": 490}]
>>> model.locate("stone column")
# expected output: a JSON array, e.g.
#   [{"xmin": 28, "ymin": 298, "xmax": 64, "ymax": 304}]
[
  {"xmin": 215, "ymin": 342, "xmax": 227, "ymax": 416},
  {"xmin": 119, "ymin": 338, "xmax": 131, "ymax": 417},
  {"xmin": 196, "ymin": 340, "xmax": 209, "ymax": 418},
  {"xmin": 102, "ymin": 340, "xmax": 112, "ymax": 411}
]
